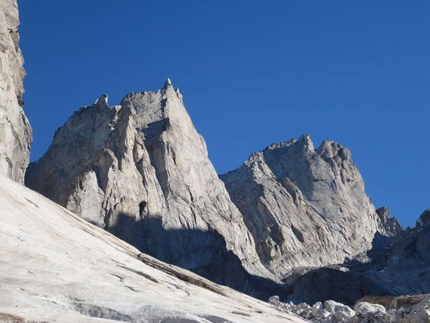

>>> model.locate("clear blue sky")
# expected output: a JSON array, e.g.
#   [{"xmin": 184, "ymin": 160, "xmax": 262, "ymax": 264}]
[{"xmin": 19, "ymin": 1, "xmax": 428, "ymax": 228}]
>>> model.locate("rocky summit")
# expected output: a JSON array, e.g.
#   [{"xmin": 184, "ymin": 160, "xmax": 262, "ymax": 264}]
[
  {"xmin": 25, "ymin": 79, "xmax": 281, "ymax": 299},
  {"xmin": 0, "ymin": 0, "xmax": 32, "ymax": 183},
  {"xmin": 220, "ymin": 135, "xmax": 399, "ymax": 276},
  {"xmin": 25, "ymin": 76, "xmax": 407, "ymax": 305}
]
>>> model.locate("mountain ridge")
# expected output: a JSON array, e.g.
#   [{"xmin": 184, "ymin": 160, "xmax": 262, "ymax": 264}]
[
  {"xmin": 26, "ymin": 79, "xmax": 286, "ymax": 299},
  {"xmin": 1, "ymin": 1, "xmax": 429, "ymax": 320},
  {"xmin": 25, "ymin": 77, "xmax": 411, "ymax": 305}
]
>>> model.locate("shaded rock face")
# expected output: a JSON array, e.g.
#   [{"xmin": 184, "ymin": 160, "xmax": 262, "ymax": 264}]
[
  {"xmin": 390, "ymin": 209, "xmax": 430, "ymax": 264},
  {"xmin": 0, "ymin": 0, "xmax": 32, "ymax": 183},
  {"xmin": 286, "ymin": 209, "xmax": 430, "ymax": 306},
  {"xmin": 25, "ymin": 80, "xmax": 277, "ymax": 298},
  {"xmin": 220, "ymin": 135, "xmax": 394, "ymax": 275}
]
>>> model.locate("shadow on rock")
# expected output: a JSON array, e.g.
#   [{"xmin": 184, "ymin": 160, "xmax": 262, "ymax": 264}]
[
  {"xmin": 286, "ymin": 266, "xmax": 390, "ymax": 306},
  {"xmin": 286, "ymin": 218, "xmax": 430, "ymax": 306},
  {"xmin": 108, "ymin": 213, "xmax": 288, "ymax": 301}
]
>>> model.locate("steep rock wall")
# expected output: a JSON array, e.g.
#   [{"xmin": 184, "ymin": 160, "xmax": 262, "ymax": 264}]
[
  {"xmin": 0, "ymin": 0, "xmax": 31, "ymax": 183},
  {"xmin": 220, "ymin": 135, "xmax": 397, "ymax": 276},
  {"xmin": 26, "ymin": 80, "xmax": 279, "ymax": 298}
]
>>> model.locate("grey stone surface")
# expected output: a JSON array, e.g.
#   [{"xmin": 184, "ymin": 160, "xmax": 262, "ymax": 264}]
[
  {"xmin": 26, "ymin": 77, "xmax": 412, "ymax": 305},
  {"xmin": 283, "ymin": 208, "xmax": 430, "ymax": 306},
  {"xmin": 0, "ymin": 0, "xmax": 32, "ymax": 183},
  {"xmin": 25, "ymin": 79, "xmax": 278, "ymax": 298},
  {"xmin": 376, "ymin": 207, "xmax": 403, "ymax": 237},
  {"xmin": 221, "ymin": 135, "xmax": 395, "ymax": 276},
  {"xmin": 0, "ymin": 173, "xmax": 305, "ymax": 323}
]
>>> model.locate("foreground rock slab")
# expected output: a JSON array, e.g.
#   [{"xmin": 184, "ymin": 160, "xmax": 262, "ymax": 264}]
[{"xmin": 0, "ymin": 174, "xmax": 304, "ymax": 323}]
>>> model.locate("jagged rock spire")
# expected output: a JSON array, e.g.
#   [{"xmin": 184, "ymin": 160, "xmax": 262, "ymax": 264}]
[
  {"xmin": 221, "ymin": 136, "xmax": 392, "ymax": 273},
  {"xmin": 163, "ymin": 77, "xmax": 172, "ymax": 89},
  {"xmin": 26, "ymin": 80, "xmax": 277, "ymax": 300}
]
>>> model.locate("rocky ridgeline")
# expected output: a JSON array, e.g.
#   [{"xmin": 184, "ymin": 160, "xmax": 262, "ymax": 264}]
[
  {"xmin": 25, "ymin": 79, "xmax": 281, "ymax": 298},
  {"xmin": 26, "ymin": 77, "xmax": 410, "ymax": 303},
  {"xmin": 3, "ymin": 0, "xmax": 429, "ymax": 320},
  {"xmin": 269, "ymin": 294, "xmax": 430, "ymax": 323},
  {"xmin": 220, "ymin": 136, "xmax": 401, "ymax": 276},
  {"xmin": 0, "ymin": 0, "xmax": 32, "ymax": 183}
]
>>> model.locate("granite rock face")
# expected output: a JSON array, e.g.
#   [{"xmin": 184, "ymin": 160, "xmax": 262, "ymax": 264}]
[
  {"xmin": 26, "ymin": 80, "xmax": 277, "ymax": 297},
  {"xmin": 375, "ymin": 209, "xmax": 430, "ymax": 295},
  {"xmin": 26, "ymin": 79, "xmax": 404, "ymax": 303},
  {"xmin": 0, "ymin": 173, "xmax": 304, "ymax": 323},
  {"xmin": 376, "ymin": 207, "xmax": 403, "ymax": 237},
  {"xmin": 0, "ymin": 0, "xmax": 32, "ymax": 183},
  {"xmin": 284, "ymin": 209, "xmax": 430, "ymax": 306},
  {"xmin": 220, "ymin": 135, "xmax": 395, "ymax": 276}
]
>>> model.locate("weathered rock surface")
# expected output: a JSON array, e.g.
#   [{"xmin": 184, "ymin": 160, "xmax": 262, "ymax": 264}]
[
  {"xmin": 373, "ymin": 209, "xmax": 430, "ymax": 295},
  {"xmin": 0, "ymin": 0, "xmax": 32, "ymax": 183},
  {"xmin": 25, "ymin": 78, "xmax": 409, "ymax": 304},
  {"xmin": 0, "ymin": 173, "xmax": 305, "ymax": 323},
  {"xmin": 25, "ymin": 80, "xmax": 281, "ymax": 298},
  {"xmin": 220, "ymin": 136, "xmax": 396, "ymax": 276},
  {"xmin": 376, "ymin": 207, "xmax": 403, "ymax": 237},
  {"xmin": 284, "ymin": 209, "xmax": 430, "ymax": 306}
]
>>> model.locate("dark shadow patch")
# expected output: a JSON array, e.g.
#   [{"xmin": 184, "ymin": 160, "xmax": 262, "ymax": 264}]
[
  {"xmin": 291, "ymin": 225, "xmax": 304, "ymax": 243},
  {"xmin": 286, "ymin": 266, "xmax": 390, "ymax": 306},
  {"xmin": 109, "ymin": 214, "xmax": 289, "ymax": 301}
]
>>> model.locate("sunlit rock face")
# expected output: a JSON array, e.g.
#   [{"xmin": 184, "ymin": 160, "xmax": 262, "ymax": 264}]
[
  {"xmin": 0, "ymin": 0, "xmax": 32, "ymax": 183},
  {"xmin": 25, "ymin": 77, "xmax": 402, "ymax": 303},
  {"xmin": 220, "ymin": 135, "xmax": 397, "ymax": 276},
  {"xmin": 25, "ymin": 79, "xmax": 279, "ymax": 298},
  {"xmin": 0, "ymin": 173, "xmax": 305, "ymax": 323}
]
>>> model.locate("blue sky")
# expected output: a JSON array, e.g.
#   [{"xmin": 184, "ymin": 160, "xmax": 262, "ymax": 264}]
[{"xmin": 19, "ymin": 1, "xmax": 428, "ymax": 228}]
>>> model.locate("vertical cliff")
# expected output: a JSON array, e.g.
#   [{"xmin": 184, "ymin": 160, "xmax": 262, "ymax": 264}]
[
  {"xmin": 26, "ymin": 79, "xmax": 280, "ymax": 298},
  {"xmin": 0, "ymin": 0, "xmax": 32, "ymax": 183},
  {"xmin": 220, "ymin": 135, "xmax": 399, "ymax": 276},
  {"xmin": 26, "ymin": 77, "xmax": 404, "ymax": 302}
]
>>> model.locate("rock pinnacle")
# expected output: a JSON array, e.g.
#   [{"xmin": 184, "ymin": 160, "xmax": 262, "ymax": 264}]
[{"xmin": 163, "ymin": 78, "xmax": 172, "ymax": 89}]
